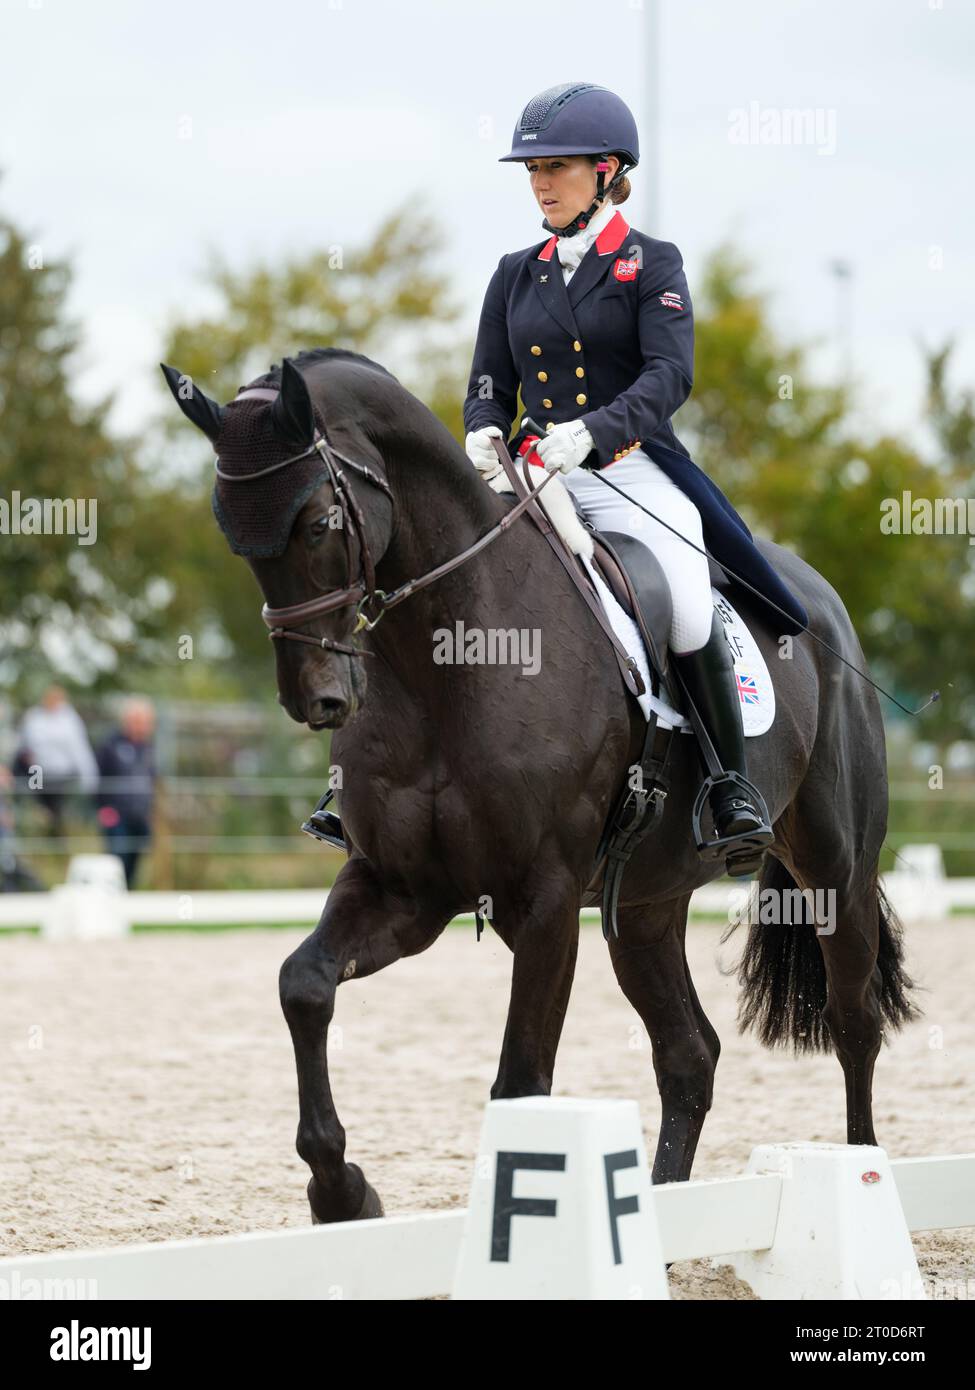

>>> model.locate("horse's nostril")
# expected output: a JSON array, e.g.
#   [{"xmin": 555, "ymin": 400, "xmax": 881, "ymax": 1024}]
[{"xmin": 308, "ymin": 696, "xmax": 348, "ymax": 728}]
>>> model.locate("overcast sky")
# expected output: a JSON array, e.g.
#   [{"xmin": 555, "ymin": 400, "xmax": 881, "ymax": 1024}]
[{"xmin": 2, "ymin": 0, "xmax": 972, "ymax": 450}]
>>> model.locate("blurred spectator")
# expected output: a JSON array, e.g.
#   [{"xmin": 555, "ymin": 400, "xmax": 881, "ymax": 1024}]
[
  {"xmin": 96, "ymin": 697, "xmax": 157, "ymax": 888},
  {"xmin": 0, "ymin": 765, "xmax": 44, "ymax": 892},
  {"xmin": 12, "ymin": 685, "xmax": 99, "ymax": 835}
]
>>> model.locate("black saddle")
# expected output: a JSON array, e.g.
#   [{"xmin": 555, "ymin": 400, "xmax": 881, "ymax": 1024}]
[
  {"xmin": 569, "ymin": 497, "xmax": 734, "ymax": 693},
  {"xmin": 586, "ymin": 530, "xmax": 673, "ymax": 688}
]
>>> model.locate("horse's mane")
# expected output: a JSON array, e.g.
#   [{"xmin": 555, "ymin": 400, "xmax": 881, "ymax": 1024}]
[
  {"xmin": 244, "ymin": 346, "xmax": 480, "ymax": 506},
  {"xmin": 248, "ymin": 347, "xmax": 399, "ymax": 390}
]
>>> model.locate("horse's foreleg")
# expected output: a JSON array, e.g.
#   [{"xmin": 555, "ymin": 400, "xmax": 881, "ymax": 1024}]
[
  {"xmin": 279, "ymin": 857, "xmax": 449, "ymax": 1223},
  {"xmin": 609, "ymin": 894, "xmax": 719, "ymax": 1184},
  {"xmin": 491, "ymin": 873, "xmax": 580, "ymax": 1099}
]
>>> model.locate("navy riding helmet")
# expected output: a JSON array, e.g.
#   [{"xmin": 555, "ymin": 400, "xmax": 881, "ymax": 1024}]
[{"xmin": 499, "ymin": 82, "xmax": 640, "ymax": 237}]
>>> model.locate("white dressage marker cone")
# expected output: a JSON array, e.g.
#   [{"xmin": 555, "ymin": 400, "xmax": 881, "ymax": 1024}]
[
  {"xmin": 41, "ymin": 853, "xmax": 129, "ymax": 941},
  {"xmin": 452, "ymin": 1097, "xmax": 668, "ymax": 1300},
  {"xmin": 730, "ymin": 1142, "xmax": 925, "ymax": 1300}
]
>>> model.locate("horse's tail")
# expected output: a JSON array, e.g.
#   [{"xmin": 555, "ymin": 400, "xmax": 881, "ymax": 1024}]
[{"xmin": 726, "ymin": 856, "xmax": 919, "ymax": 1054}]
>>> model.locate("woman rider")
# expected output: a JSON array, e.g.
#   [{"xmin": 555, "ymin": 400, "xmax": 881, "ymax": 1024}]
[{"xmin": 463, "ymin": 81, "xmax": 790, "ymax": 873}]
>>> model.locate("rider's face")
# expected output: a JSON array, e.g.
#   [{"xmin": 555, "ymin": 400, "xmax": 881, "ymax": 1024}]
[{"xmin": 525, "ymin": 154, "xmax": 619, "ymax": 227}]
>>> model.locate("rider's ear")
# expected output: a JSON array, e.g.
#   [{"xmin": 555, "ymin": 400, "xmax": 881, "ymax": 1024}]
[
  {"xmin": 271, "ymin": 358, "xmax": 317, "ymax": 447},
  {"xmin": 159, "ymin": 364, "xmax": 226, "ymax": 443}
]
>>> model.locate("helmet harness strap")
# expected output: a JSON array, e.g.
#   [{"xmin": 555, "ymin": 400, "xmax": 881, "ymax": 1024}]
[{"xmin": 542, "ymin": 157, "xmax": 633, "ymax": 239}]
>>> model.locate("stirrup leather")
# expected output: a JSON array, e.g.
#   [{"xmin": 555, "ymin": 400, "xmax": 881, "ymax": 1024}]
[{"xmin": 598, "ymin": 691, "xmax": 675, "ymax": 941}]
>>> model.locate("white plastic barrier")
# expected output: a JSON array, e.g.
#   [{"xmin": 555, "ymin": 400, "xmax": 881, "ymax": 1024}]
[
  {"xmin": 1, "ymin": 1098, "xmax": 973, "ymax": 1301},
  {"xmin": 3, "ymin": 863, "xmax": 974, "ymax": 935},
  {"xmin": 730, "ymin": 1142, "xmax": 922, "ymax": 1300},
  {"xmin": 882, "ymin": 843, "xmax": 949, "ymax": 924},
  {"xmin": 40, "ymin": 854, "xmax": 129, "ymax": 941}
]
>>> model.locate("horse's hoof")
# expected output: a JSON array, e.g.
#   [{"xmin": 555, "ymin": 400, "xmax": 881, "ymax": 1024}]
[
  {"xmin": 308, "ymin": 1178, "xmax": 324, "ymax": 1226},
  {"xmin": 307, "ymin": 1165, "xmax": 384, "ymax": 1225},
  {"xmin": 349, "ymin": 1162, "xmax": 385, "ymax": 1219}
]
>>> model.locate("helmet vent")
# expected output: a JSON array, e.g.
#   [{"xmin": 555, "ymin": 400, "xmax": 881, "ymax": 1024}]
[{"xmin": 519, "ymin": 82, "xmax": 600, "ymax": 132}]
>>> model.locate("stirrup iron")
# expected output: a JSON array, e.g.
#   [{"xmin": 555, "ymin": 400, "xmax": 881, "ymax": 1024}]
[
  {"xmin": 690, "ymin": 770, "xmax": 773, "ymax": 876},
  {"xmin": 301, "ymin": 788, "xmax": 346, "ymax": 850}
]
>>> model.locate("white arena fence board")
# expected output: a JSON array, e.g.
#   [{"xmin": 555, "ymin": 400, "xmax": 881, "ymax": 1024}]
[
  {"xmin": 0, "ymin": 1212, "xmax": 465, "ymax": 1302},
  {"xmin": 654, "ymin": 1173, "xmax": 782, "ymax": 1262},
  {"xmin": 890, "ymin": 1154, "xmax": 975, "ymax": 1233},
  {"xmin": 2, "ymin": 877, "xmax": 975, "ymax": 932},
  {"xmin": 0, "ymin": 889, "xmax": 329, "ymax": 930}
]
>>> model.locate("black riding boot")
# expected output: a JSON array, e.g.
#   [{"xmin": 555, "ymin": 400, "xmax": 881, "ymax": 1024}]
[{"xmin": 672, "ymin": 612, "xmax": 773, "ymax": 875}]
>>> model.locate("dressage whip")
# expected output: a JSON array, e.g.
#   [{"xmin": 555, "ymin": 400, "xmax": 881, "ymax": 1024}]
[{"xmin": 521, "ymin": 418, "xmax": 939, "ymax": 719}]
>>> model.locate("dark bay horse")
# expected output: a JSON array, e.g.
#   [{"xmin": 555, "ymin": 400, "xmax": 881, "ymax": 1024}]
[{"xmin": 162, "ymin": 348, "xmax": 916, "ymax": 1224}]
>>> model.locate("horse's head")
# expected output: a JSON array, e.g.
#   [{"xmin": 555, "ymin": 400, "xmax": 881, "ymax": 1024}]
[{"xmin": 161, "ymin": 355, "xmax": 394, "ymax": 729}]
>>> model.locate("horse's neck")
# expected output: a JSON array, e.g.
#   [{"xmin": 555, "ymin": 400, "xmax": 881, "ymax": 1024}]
[{"xmin": 375, "ymin": 422, "xmax": 497, "ymax": 573}]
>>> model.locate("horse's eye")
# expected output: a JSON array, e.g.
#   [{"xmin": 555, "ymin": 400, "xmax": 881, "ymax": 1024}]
[{"xmin": 310, "ymin": 515, "xmax": 331, "ymax": 536}]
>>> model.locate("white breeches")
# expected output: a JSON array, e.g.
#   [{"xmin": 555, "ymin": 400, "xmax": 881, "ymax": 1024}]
[{"xmin": 561, "ymin": 450, "xmax": 714, "ymax": 654}]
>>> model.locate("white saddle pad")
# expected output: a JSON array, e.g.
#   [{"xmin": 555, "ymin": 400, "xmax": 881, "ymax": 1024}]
[{"xmin": 582, "ymin": 557, "xmax": 775, "ymax": 736}]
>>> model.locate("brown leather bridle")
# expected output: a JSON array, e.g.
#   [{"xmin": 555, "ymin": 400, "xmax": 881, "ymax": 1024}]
[{"xmin": 217, "ymin": 387, "xmax": 562, "ymax": 657}]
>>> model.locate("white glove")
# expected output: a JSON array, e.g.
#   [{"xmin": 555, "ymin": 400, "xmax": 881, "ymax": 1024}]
[
  {"xmin": 465, "ymin": 425, "xmax": 504, "ymax": 481},
  {"xmin": 533, "ymin": 419, "xmax": 594, "ymax": 474}
]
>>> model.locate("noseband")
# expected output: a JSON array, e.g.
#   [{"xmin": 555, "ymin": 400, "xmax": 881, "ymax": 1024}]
[{"xmin": 217, "ymin": 386, "xmax": 560, "ymax": 657}]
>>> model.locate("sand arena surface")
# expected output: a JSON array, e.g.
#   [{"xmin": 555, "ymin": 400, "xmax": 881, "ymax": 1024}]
[{"xmin": 1, "ymin": 918, "xmax": 973, "ymax": 1299}]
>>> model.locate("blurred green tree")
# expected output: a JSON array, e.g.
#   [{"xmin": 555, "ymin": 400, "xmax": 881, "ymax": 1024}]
[
  {"xmin": 0, "ymin": 207, "xmax": 183, "ymax": 696},
  {"xmin": 155, "ymin": 201, "xmax": 469, "ymax": 682},
  {"xmin": 678, "ymin": 246, "xmax": 972, "ymax": 741}
]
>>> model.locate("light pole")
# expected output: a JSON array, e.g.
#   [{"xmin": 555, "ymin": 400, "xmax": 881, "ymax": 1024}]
[
  {"xmin": 644, "ymin": 0, "xmax": 660, "ymax": 236},
  {"xmin": 829, "ymin": 258, "xmax": 854, "ymax": 388}
]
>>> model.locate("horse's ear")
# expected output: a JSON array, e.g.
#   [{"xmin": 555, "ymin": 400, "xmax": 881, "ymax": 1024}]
[
  {"xmin": 271, "ymin": 357, "xmax": 316, "ymax": 447},
  {"xmin": 159, "ymin": 364, "xmax": 225, "ymax": 443}
]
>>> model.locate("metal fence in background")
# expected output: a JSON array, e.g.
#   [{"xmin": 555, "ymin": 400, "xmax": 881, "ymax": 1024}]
[{"xmin": 1, "ymin": 698, "xmax": 973, "ymax": 890}]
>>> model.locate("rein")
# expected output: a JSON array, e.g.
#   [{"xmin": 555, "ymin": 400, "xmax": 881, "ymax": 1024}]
[{"xmin": 219, "ymin": 388, "xmax": 561, "ymax": 654}]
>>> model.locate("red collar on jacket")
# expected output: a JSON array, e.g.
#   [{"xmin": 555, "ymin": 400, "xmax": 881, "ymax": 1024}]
[{"xmin": 536, "ymin": 210, "xmax": 631, "ymax": 262}]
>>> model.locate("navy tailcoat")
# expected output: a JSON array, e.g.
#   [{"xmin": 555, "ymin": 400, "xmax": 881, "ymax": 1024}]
[{"xmin": 463, "ymin": 210, "xmax": 808, "ymax": 635}]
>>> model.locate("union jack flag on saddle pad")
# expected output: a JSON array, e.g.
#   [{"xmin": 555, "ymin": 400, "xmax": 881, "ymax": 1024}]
[
  {"xmin": 713, "ymin": 590, "xmax": 774, "ymax": 737},
  {"xmin": 736, "ymin": 672, "xmax": 760, "ymax": 705}
]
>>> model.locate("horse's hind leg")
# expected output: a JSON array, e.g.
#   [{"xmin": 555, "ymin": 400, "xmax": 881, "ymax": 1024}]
[
  {"xmin": 821, "ymin": 901, "xmax": 883, "ymax": 1146},
  {"xmin": 782, "ymin": 834, "xmax": 887, "ymax": 1146},
  {"xmin": 609, "ymin": 894, "xmax": 719, "ymax": 1184},
  {"xmin": 279, "ymin": 856, "xmax": 450, "ymax": 1223},
  {"xmin": 778, "ymin": 753, "xmax": 915, "ymax": 1145}
]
